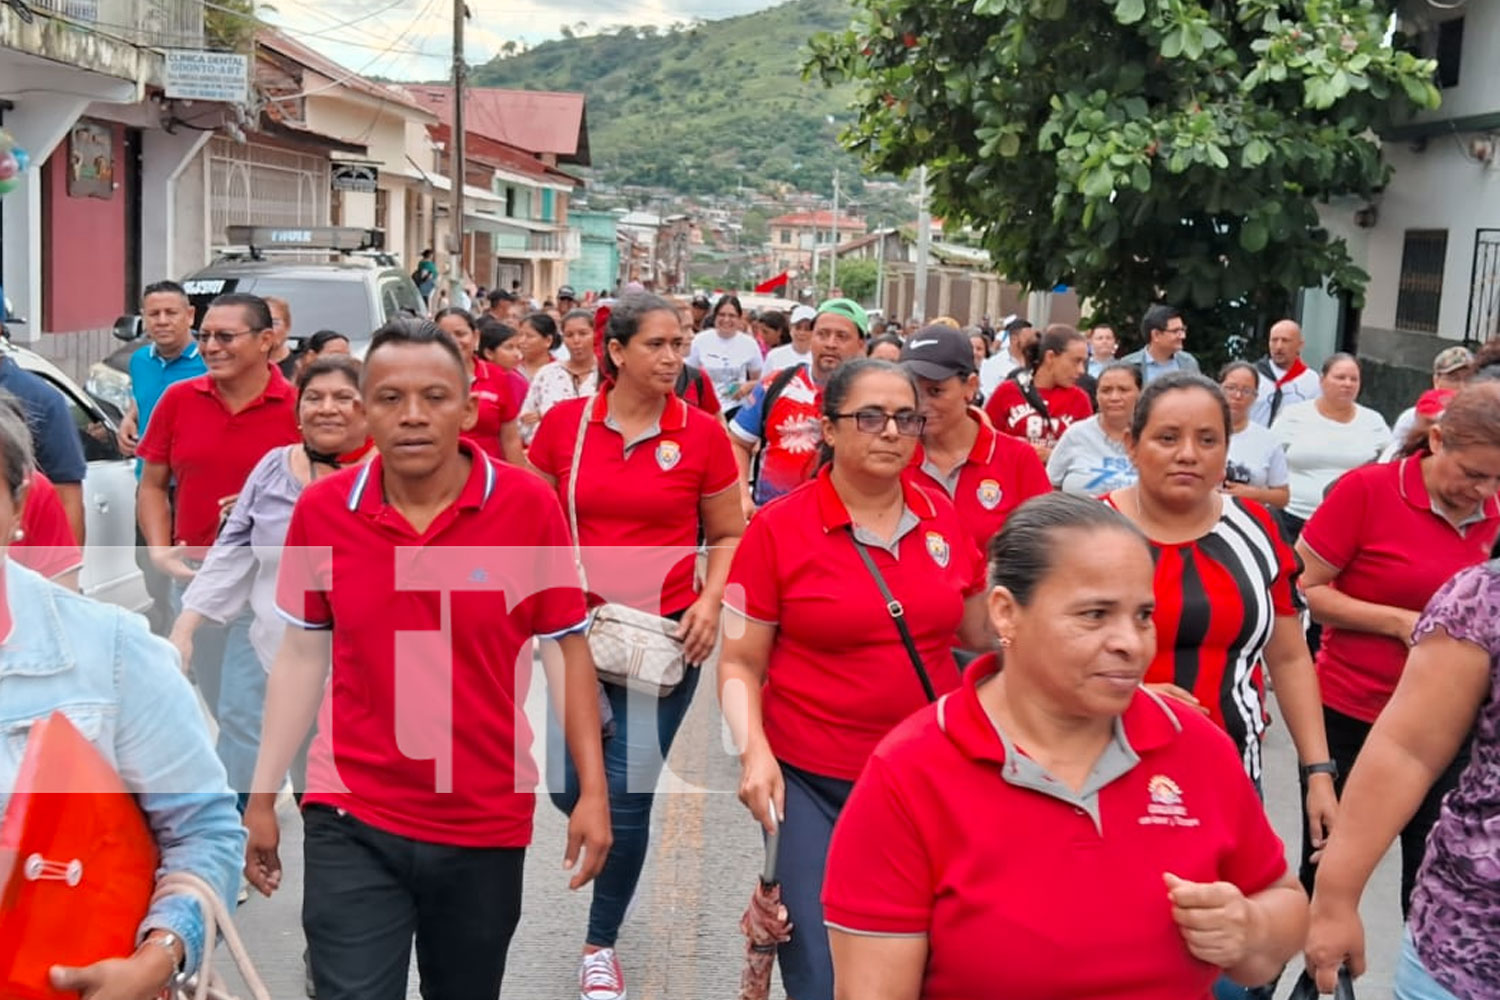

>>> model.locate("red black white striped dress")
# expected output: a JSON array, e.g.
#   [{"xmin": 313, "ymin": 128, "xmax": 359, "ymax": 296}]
[{"xmin": 1104, "ymin": 494, "xmax": 1300, "ymax": 783}]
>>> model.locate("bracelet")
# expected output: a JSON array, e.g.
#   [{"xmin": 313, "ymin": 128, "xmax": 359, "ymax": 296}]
[
  {"xmin": 138, "ymin": 930, "xmax": 184, "ymax": 974},
  {"xmin": 1300, "ymin": 761, "xmax": 1339, "ymax": 780}
]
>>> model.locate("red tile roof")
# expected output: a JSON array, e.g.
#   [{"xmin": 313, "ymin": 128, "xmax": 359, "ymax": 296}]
[
  {"xmin": 427, "ymin": 123, "xmax": 583, "ymax": 188},
  {"xmin": 404, "ymin": 85, "xmax": 589, "ymax": 165},
  {"xmin": 769, "ymin": 211, "xmax": 868, "ymax": 231},
  {"xmin": 256, "ymin": 30, "xmax": 433, "ymax": 116}
]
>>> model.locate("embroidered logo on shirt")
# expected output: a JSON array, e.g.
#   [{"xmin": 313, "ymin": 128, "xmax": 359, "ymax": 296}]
[
  {"xmin": 925, "ymin": 531, "xmax": 950, "ymax": 568},
  {"xmin": 976, "ymin": 478, "xmax": 1003, "ymax": 510},
  {"xmin": 655, "ymin": 440, "xmax": 682, "ymax": 471},
  {"xmin": 1139, "ymin": 774, "xmax": 1200, "ymax": 828}
]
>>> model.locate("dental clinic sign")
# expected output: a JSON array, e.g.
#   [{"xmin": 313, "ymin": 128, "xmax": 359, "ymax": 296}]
[{"xmin": 165, "ymin": 51, "xmax": 249, "ymax": 103}]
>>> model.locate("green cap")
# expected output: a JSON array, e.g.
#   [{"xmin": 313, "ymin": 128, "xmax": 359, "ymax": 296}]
[{"xmin": 816, "ymin": 298, "xmax": 870, "ymax": 336}]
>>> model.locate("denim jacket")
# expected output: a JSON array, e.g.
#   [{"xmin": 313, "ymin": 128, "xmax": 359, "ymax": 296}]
[{"xmin": 0, "ymin": 559, "xmax": 244, "ymax": 974}]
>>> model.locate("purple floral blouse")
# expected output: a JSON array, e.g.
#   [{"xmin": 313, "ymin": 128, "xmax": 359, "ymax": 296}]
[{"xmin": 1408, "ymin": 560, "xmax": 1500, "ymax": 998}]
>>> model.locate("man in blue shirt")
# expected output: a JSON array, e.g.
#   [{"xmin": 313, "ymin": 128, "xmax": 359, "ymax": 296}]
[
  {"xmin": 1119, "ymin": 303, "xmax": 1201, "ymax": 383},
  {"xmin": 0, "ymin": 351, "xmax": 88, "ymax": 540},
  {"xmin": 117, "ymin": 280, "xmax": 207, "ymax": 456}
]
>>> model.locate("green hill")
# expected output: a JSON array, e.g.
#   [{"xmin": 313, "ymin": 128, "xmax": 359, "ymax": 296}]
[{"xmin": 466, "ymin": 0, "xmax": 864, "ymax": 197}]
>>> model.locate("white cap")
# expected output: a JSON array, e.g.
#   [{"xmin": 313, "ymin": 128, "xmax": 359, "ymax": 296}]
[{"xmin": 791, "ymin": 305, "xmax": 817, "ymax": 325}]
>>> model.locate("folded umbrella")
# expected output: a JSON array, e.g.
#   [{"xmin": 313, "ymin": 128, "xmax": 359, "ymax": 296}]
[{"xmin": 738, "ymin": 803, "xmax": 791, "ymax": 1000}]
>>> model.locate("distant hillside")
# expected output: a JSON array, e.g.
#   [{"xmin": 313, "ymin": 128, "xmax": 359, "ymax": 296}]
[{"xmin": 466, "ymin": 0, "xmax": 865, "ymax": 197}]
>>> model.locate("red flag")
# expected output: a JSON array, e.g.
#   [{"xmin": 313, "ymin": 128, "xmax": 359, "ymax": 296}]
[{"xmin": 754, "ymin": 272, "xmax": 789, "ymax": 295}]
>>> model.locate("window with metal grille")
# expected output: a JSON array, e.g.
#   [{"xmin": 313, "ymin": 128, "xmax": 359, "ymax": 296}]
[
  {"xmin": 1395, "ymin": 229, "xmax": 1447, "ymax": 334},
  {"xmin": 1436, "ymin": 17, "xmax": 1463, "ymax": 89}
]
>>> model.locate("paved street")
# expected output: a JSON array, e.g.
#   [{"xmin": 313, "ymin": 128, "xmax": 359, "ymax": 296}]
[{"xmin": 223, "ymin": 664, "xmax": 1404, "ymax": 1000}]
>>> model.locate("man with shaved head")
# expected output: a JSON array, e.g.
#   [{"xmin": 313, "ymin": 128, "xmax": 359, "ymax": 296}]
[{"xmin": 1251, "ymin": 319, "xmax": 1321, "ymax": 426}]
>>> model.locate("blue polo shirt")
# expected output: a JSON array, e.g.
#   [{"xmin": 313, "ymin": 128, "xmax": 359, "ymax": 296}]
[
  {"xmin": 0, "ymin": 355, "xmax": 87, "ymax": 484},
  {"xmin": 129, "ymin": 340, "xmax": 206, "ymax": 433}
]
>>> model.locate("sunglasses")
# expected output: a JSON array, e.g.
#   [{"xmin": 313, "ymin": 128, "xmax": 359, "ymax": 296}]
[
  {"xmin": 833, "ymin": 408, "xmax": 926, "ymax": 437},
  {"xmin": 193, "ymin": 329, "xmax": 258, "ymax": 346}
]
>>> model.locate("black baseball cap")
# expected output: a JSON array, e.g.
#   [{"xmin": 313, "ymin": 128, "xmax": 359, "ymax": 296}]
[
  {"xmin": 900, "ymin": 324, "xmax": 975, "ymax": 380},
  {"xmin": 690, "ymin": 293, "xmax": 711, "ymax": 308},
  {"xmin": 557, "ymin": 285, "xmax": 577, "ymax": 301}
]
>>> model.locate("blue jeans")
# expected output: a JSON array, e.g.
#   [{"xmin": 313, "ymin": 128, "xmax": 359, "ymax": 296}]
[
  {"xmin": 215, "ymin": 616, "xmax": 263, "ymax": 798},
  {"xmin": 775, "ymin": 762, "xmax": 856, "ymax": 1000},
  {"xmin": 170, "ymin": 578, "xmax": 230, "ymax": 716},
  {"xmin": 548, "ymin": 667, "xmax": 702, "ymax": 948},
  {"xmin": 1396, "ymin": 928, "xmax": 1460, "ymax": 1000}
]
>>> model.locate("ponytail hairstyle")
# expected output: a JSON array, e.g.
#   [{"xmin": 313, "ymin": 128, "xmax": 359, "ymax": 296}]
[
  {"xmin": 1023, "ymin": 323, "xmax": 1085, "ymax": 373},
  {"xmin": 522, "ymin": 311, "xmax": 561, "ymax": 349},
  {"xmin": 815, "ymin": 358, "xmax": 919, "ymax": 469}
]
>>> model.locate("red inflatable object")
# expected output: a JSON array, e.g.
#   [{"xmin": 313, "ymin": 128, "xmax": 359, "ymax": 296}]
[{"xmin": 0, "ymin": 712, "xmax": 158, "ymax": 1000}]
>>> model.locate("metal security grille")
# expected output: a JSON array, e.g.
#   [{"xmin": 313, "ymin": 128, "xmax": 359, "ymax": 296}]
[
  {"xmin": 1395, "ymin": 229, "xmax": 1448, "ymax": 334},
  {"xmin": 209, "ymin": 138, "xmax": 329, "ymax": 247},
  {"xmin": 1467, "ymin": 229, "xmax": 1500, "ymax": 343}
]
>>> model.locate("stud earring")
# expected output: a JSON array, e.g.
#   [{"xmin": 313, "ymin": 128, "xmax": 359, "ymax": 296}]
[
  {"xmin": 998, "ymin": 635, "xmax": 1012, "ymax": 648},
  {"xmin": 12, "ymin": 527, "xmax": 23, "ymax": 542}
]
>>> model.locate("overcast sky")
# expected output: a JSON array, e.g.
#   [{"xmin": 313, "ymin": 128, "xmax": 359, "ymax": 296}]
[{"xmin": 265, "ymin": 0, "xmax": 780, "ymax": 82}]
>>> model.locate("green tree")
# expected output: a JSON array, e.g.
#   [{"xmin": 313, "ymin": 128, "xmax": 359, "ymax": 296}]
[
  {"xmin": 205, "ymin": 0, "xmax": 261, "ymax": 51},
  {"xmin": 808, "ymin": 0, "xmax": 1440, "ymax": 358},
  {"xmin": 816, "ymin": 256, "xmax": 882, "ymax": 302}
]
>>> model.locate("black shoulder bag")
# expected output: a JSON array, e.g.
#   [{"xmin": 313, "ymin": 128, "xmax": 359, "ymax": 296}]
[{"xmin": 848, "ymin": 529, "xmax": 937, "ymax": 703}]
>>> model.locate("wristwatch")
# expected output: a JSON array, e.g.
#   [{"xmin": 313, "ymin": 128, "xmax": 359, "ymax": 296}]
[{"xmin": 1300, "ymin": 761, "xmax": 1339, "ymax": 780}]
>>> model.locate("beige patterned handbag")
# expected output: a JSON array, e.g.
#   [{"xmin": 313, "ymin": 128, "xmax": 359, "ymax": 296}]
[{"xmin": 566, "ymin": 400, "xmax": 687, "ymax": 697}]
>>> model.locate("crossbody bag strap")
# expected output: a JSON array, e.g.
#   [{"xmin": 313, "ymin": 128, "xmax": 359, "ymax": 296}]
[
  {"xmin": 566, "ymin": 398, "xmax": 592, "ymax": 593},
  {"xmin": 847, "ymin": 529, "xmax": 937, "ymax": 703}
]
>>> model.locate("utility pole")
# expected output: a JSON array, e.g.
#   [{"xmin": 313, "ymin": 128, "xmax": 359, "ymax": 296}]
[
  {"xmin": 830, "ymin": 168, "xmax": 840, "ymax": 294},
  {"xmin": 448, "ymin": 0, "xmax": 467, "ymax": 304},
  {"xmin": 913, "ymin": 165, "xmax": 931, "ymax": 323}
]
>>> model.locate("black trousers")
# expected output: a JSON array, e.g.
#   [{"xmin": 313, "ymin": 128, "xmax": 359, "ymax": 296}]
[
  {"xmin": 302, "ymin": 805, "xmax": 526, "ymax": 1000},
  {"xmin": 1297, "ymin": 705, "xmax": 1468, "ymax": 918}
]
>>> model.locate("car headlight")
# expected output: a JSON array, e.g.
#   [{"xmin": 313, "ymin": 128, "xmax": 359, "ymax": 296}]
[{"xmin": 86, "ymin": 362, "xmax": 133, "ymax": 415}]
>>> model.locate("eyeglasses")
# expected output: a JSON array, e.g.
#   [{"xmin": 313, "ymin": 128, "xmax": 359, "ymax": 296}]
[
  {"xmin": 193, "ymin": 329, "xmax": 257, "ymax": 346},
  {"xmin": 834, "ymin": 408, "xmax": 926, "ymax": 436},
  {"xmin": 1220, "ymin": 385, "xmax": 1256, "ymax": 398}
]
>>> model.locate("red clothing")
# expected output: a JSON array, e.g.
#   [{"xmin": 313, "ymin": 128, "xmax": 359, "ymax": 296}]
[
  {"xmin": 984, "ymin": 378, "xmax": 1094, "ymax": 448},
  {"xmin": 909, "ymin": 408, "xmax": 1051, "ymax": 557},
  {"xmin": 13, "ymin": 472, "xmax": 81, "ymax": 579},
  {"xmin": 465, "ymin": 358, "xmax": 520, "ymax": 461},
  {"xmin": 679, "ymin": 367, "xmax": 722, "ymax": 416},
  {"xmin": 1300, "ymin": 456, "xmax": 1500, "ymax": 722},
  {"xmin": 276, "ymin": 444, "xmax": 588, "ymax": 847},
  {"xmin": 823, "ymin": 654, "xmax": 1287, "ymax": 1000},
  {"xmin": 529, "ymin": 391, "xmax": 739, "ymax": 615},
  {"xmin": 1104, "ymin": 494, "xmax": 1298, "ymax": 782},
  {"xmin": 136, "ymin": 369, "xmax": 299, "ymax": 551},
  {"xmin": 724, "ymin": 467, "xmax": 985, "ymax": 780}
]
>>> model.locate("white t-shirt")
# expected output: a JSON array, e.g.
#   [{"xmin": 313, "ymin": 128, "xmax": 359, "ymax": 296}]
[
  {"xmin": 1227, "ymin": 422, "xmax": 1290, "ymax": 490},
  {"xmin": 1380, "ymin": 406, "xmax": 1418, "ymax": 463},
  {"xmin": 1047, "ymin": 415, "xmax": 1137, "ymax": 498},
  {"xmin": 1249, "ymin": 362, "xmax": 1321, "ymax": 426},
  {"xmin": 764, "ymin": 343, "xmax": 811, "ymax": 373},
  {"xmin": 688, "ymin": 330, "xmax": 763, "ymax": 406},
  {"xmin": 1272, "ymin": 400, "xmax": 1391, "ymax": 521},
  {"xmin": 979, "ymin": 351, "xmax": 1023, "ymax": 398}
]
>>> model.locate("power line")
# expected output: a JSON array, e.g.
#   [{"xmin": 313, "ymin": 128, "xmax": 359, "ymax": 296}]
[{"xmin": 266, "ymin": 0, "xmax": 442, "ymax": 101}]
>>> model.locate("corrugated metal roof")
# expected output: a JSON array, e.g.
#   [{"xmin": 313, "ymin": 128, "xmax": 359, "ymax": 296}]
[
  {"xmin": 404, "ymin": 85, "xmax": 590, "ymax": 166},
  {"xmin": 256, "ymin": 30, "xmax": 436, "ymax": 119}
]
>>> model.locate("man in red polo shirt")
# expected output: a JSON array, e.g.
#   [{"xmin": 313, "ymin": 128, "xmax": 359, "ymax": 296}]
[
  {"xmin": 137, "ymin": 292, "xmax": 298, "ymax": 749},
  {"xmin": 244, "ymin": 318, "xmax": 610, "ymax": 1000},
  {"xmin": 901, "ymin": 325, "xmax": 1051, "ymax": 557}
]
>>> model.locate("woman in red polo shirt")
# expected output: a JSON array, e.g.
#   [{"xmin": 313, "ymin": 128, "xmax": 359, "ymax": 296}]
[
  {"xmin": 1295, "ymin": 380, "xmax": 1500, "ymax": 915},
  {"xmin": 898, "ymin": 324, "xmax": 1050, "ymax": 556},
  {"xmin": 529, "ymin": 293, "xmax": 745, "ymax": 1000},
  {"xmin": 719, "ymin": 358, "xmax": 991, "ymax": 1000},
  {"xmin": 983, "ymin": 323, "xmax": 1094, "ymax": 463},
  {"xmin": 823, "ymin": 494, "xmax": 1308, "ymax": 1000},
  {"xmin": 435, "ymin": 307, "xmax": 525, "ymax": 466}
]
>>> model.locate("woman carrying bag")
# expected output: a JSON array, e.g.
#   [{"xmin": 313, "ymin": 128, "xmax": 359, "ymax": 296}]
[
  {"xmin": 718, "ymin": 358, "xmax": 991, "ymax": 1000},
  {"xmin": 529, "ymin": 293, "xmax": 745, "ymax": 1000},
  {"xmin": 0, "ymin": 400, "xmax": 250, "ymax": 1000}
]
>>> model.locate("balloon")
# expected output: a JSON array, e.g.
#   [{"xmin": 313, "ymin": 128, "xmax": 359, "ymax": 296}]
[
  {"xmin": 0, "ymin": 156, "xmax": 17, "ymax": 182},
  {"xmin": 0, "ymin": 177, "xmax": 20, "ymax": 196},
  {"xmin": 12, "ymin": 147, "xmax": 29, "ymax": 172}
]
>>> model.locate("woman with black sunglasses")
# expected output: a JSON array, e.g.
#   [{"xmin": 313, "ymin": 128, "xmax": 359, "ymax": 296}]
[{"xmin": 719, "ymin": 359, "xmax": 991, "ymax": 1000}]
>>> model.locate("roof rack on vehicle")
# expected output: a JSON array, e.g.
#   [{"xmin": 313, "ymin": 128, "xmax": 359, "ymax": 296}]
[{"xmin": 220, "ymin": 226, "xmax": 396, "ymax": 265}]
